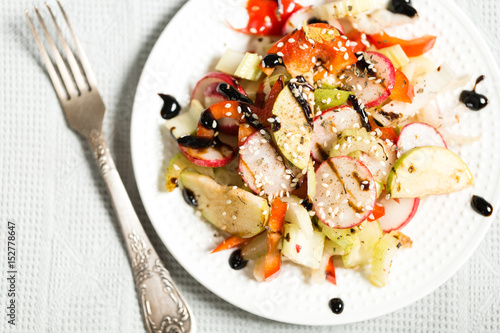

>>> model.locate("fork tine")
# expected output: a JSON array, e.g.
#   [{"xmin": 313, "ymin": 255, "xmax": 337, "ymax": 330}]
[
  {"xmin": 25, "ymin": 10, "xmax": 68, "ymax": 101},
  {"xmin": 33, "ymin": 6, "xmax": 79, "ymax": 98},
  {"xmin": 56, "ymin": 0, "xmax": 98, "ymax": 88},
  {"xmin": 45, "ymin": 2, "xmax": 89, "ymax": 93}
]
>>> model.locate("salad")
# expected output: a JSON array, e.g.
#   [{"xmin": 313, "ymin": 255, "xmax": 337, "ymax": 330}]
[{"xmin": 160, "ymin": 0, "xmax": 491, "ymax": 290}]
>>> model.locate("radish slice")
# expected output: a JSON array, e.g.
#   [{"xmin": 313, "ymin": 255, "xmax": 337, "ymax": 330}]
[
  {"xmin": 178, "ymin": 142, "xmax": 234, "ymax": 168},
  {"xmin": 283, "ymin": 6, "xmax": 344, "ymax": 34},
  {"xmin": 314, "ymin": 156, "xmax": 377, "ymax": 229},
  {"xmin": 191, "ymin": 72, "xmax": 246, "ymax": 107},
  {"xmin": 375, "ymin": 195, "xmax": 420, "ymax": 232},
  {"xmin": 397, "ymin": 122, "xmax": 447, "ymax": 155},
  {"xmin": 311, "ymin": 106, "xmax": 362, "ymax": 162},
  {"xmin": 340, "ymin": 52, "xmax": 396, "ymax": 108},
  {"xmin": 239, "ymin": 131, "xmax": 300, "ymax": 197},
  {"xmin": 203, "ymin": 82, "xmax": 226, "ymax": 107}
]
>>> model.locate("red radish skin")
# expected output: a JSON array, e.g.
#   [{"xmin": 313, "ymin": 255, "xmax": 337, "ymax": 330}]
[
  {"xmin": 311, "ymin": 106, "xmax": 362, "ymax": 162},
  {"xmin": 203, "ymin": 82, "xmax": 227, "ymax": 107},
  {"xmin": 178, "ymin": 143, "xmax": 234, "ymax": 168},
  {"xmin": 191, "ymin": 72, "xmax": 246, "ymax": 107},
  {"xmin": 239, "ymin": 131, "xmax": 300, "ymax": 196},
  {"xmin": 314, "ymin": 156, "xmax": 377, "ymax": 229},
  {"xmin": 397, "ymin": 122, "xmax": 447, "ymax": 156},
  {"xmin": 341, "ymin": 52, "xmax": 395, "ymax": 108},
  {"xmin": 375, "ymin": 195, "xmax": 420, "ymax": 232}
]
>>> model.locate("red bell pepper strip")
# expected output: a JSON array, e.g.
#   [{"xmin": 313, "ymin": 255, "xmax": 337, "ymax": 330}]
[
  {"xmin": 367, "ymin": 203, "xmax": 386, "ymax": 222},
  {"xmin": 260, "ymin": 24, "xmax": 357, "ymax": 77},
  {"xmin": 211, "ymin": 236, "xmax": 249, "ymax": 254},
  {"xmin": 238, "ymin": 0, "xmax": 302, "ymax": 36},
  {"xmin": 368, "ymin": 118, "xmax": 399, "ymax": 143},
  {"xmin": 389, "ymin": 69, "xmax": 414, "ymax": 103},
  {"xmin": 262, "ymin": 76, "xmax": 285, "ymax": 121},
  {"xmin": 346, "ymin": 30, "xmax": 368, "ymax": 53},
  {"xmin": 325, "ymin": 256, "xmax": 337, "ymax": 285},
  {"xmin": 368, "ymin": 31, "xmax": 437, "ymax": 57},
  {"xmin": 238, "ymin": 123, "xmax": 257, "ymax": 146},
  {"xmin": 264, "ymin": 198, "xmax": 288, "ymax": 280}
]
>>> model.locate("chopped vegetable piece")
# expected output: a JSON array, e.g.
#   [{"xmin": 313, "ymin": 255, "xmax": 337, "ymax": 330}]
[
  {"xmin": 211, "ymin": 236, "xmax": 249, "ymax": 253},
  {"xmin": 368, "ymin": 31, "xmax": 437, "ymax": 57}
]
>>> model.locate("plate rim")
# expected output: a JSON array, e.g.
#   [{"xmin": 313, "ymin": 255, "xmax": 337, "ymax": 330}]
[{"xmin": 130, "ymin": 0, "xmax": 500, "ymax": 325}]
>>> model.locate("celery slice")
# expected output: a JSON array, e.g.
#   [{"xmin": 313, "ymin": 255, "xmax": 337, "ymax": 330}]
[
  {"xmin": 376, "ymin": 44, "xmax": 409, "ymax": 69},
  {"xmin": 215, "ymin": 49, "xmax": 245, "ymax": 75},
  {"xmin": 234, "ymin": 53, "xmax": 264, "ymax": 81}
]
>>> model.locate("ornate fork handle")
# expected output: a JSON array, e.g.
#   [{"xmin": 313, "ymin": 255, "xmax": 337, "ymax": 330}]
[{"xmin": 89, "ymin": 131, "xmax": 195, "ymax": 333}]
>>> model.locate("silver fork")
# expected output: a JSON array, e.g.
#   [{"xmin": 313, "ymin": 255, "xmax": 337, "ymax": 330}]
[{"xmin": 25, "ymin": 2, "xmax": 195, "ymax": 332}]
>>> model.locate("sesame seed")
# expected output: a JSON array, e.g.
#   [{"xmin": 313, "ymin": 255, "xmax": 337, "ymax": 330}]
[
  {"xmin": 222, "ymin": 212, "xmax": 226, "ymax": 216},
  {"xmin": 212, "ymin": 120, "xmax": 217, "ymax": 128},
  {"xmin": 322, "ymin": 183, "xmax": 329, "ymax": 188},
  {"xmin": 232, "ymin": 215, "xmax": 237, "ymax": 220},
  {"xmin": 226, "ymin": 200, "xmax": 232, "ymax": 204},
  {"xmin": 262, "ymin": 210, "xmax": 268, "ymax": 215},
  {"xmin": 277, "ymin": 52, "xmax": 284, "ymax": 57},
  {"xmin": 288, "ymin": 38, "xmax": 295, "ymax": 43},
  {"xmin": 250, "ymin": 28, "xmax": 257, "ymax": 34},
  {"xmin": 277, "ymin": 42, "xmax": 284, "ymax": 47},
  {"xmin": 344, "ymin": 53, "xmax": 349, "ymax": 60},
  {"xmin": 226, "ymin": 112, "xmax": 232, "ymax": 117},
  {"xmin": 173, "ymin": 164, "xmax": 180, "ymax": 171},
  {"xmin": 268, "ymin": 117, "xmax": 275, "ymax": 122}
]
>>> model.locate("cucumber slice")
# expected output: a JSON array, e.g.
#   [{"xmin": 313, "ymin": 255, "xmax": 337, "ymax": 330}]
[
  {"xmin": 165, "ymin": 153, "xmax": 214, "ymax": 192},
  {"xmin": 369, "ymin": 231, "xmax": 402, "ymax": 287},
  {"xmin": 319, "ymin": 223, "xmax": 359, "ymax": 253},
  {"xmin": 272, "ymin": 76, "xmax": 314, "ymax": 170},
  {"xmin": 179, "ymin": 170, "xmax": 269, "ymax": 238},
  {"xmin": 387, "ymin": 146, "xmax": 474, "ymax": 198},
  {"xmin": 164, "ymin": 99, "xmax": 204, "ymax": 138},
  {"xmin": 282, "ymin": 223, "xmax": 325, "ymax": 269},
  {"xmin": 281, "ymin": 196, "xmax": 314, "ymax": 237},
  {"xmin": 314, "ymin": 88, "xmax": 352, "ymax": 111}
]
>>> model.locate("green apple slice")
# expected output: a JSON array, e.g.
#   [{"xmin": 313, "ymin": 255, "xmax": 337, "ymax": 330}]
[
  {"xmin": 179, "ymin": 170, "xmax": 269, "ymax": 238},
  {"xmin": 272, "ymin": 78, "xmax": 313, "ymax": 170},
  {"xmin": 314, "ymin": 88, "xmax": 352, "ymax": 111},
  {"xmin": 387, "ymin": 146, "xmax": 474, "ymax": 198}
]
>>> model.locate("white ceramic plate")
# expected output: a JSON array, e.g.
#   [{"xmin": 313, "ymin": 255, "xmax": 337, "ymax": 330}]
[{"xmin": 130, "ymin": 0, "xmax": 500, "ymax": 325}]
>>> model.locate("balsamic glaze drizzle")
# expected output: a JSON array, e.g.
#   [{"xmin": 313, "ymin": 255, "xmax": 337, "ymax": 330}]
[
  {"xmin": 354, "ymin": 52, "xmax": 376, "ymax": 76},
  {"xmin": 329, "ymin": 298, "xmax": 344, "ymax": 314},
  {"xmin": 471, "ymin": 195, "xmax": 493, "ymax": 217},
  {"xmin": 182, "ymin": 188, "xmax": 198, "ymax": 207},
  {"xmin": 347, "ymin": 95, "xmax": 371, "ymax": 132},
  {"xmin": 229, "ymin": 250, "xmax": 248, "ymax": 270},
  {"xmin": 459, "ymin": 75, "xmax": 488, "ymax": 111},
  {"xmin": 177, "ymin": 135, "xmax": 216, "ymax": 149},
  {"xmin": 300, "ymin": 197, "xmax": 314, "ymax": 211},
  {"xmin": 270, "ymin": 115, "xmax": 282, "ymax": 132},
  {"xmin": 241, "ymin": 104, "xmax": 265, "ymax": 130},
  {"xmin": 307, "ymin": 17, "xmax": 329, "ymax": 24},
  {"xmin": 200, "ymin": 110, "xmax": 219, "ymax": 131},
  {"xmin": 288, "ymin": 76, "xmax": 314, "ymax": 126},
  {"xmin": 261, "ymin": 54, "xmax": 284, "ymax": 69},
  {"xmin": 388, "ymin": 0, "xmax": 418, "ymax": 18},
  {"xmin": 217, "ymin": 83, "xmax": 254, "ymax": 105},
  {"xmin": 159, "ymin": 94, "xmax": 181, "ymax": 120}
]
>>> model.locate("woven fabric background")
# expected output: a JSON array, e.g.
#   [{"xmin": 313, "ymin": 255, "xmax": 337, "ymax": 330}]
[{"xmin": 0, "ymin": 0, "xmax": 498, "ymax": 332}]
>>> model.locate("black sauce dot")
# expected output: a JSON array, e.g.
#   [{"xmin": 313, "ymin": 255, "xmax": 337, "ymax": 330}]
[
  {"xmin": 388, "ymin": 0, "xmax": 418, "ymax": 18},
  {"xmin": 471, "ymin": 195, "xmax": 493, "ymax": 217},
  {"xmin": 261, "ymin": 54, "xmax": 284, "ymax": 69},
  {"xmin": 182, "ymin": 188, "xmax": 198, "ymax": 207},
  {"xmin": 159, "ymin": 94, "xmax": 181, "ymax": 119},
  {"xmin": 329, "ymin": 298, "xmax": 344, "ymax": 314},
  {"xmin": 229, "ymin": 250, "xmax": 248, "ymax": 270}
]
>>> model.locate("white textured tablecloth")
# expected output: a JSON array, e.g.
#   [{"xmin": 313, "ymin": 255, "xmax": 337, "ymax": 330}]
[{"xmin": 0, "ymin": 0, "xmax": 499, "ymax": 332}]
